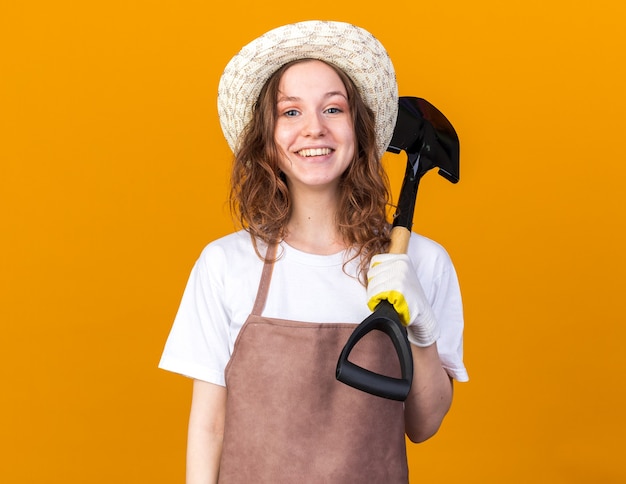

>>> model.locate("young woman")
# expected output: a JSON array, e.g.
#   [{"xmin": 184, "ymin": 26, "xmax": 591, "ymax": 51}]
[{"xmin": 159, "ymin": 20, "xmax": 468, "ymax": 483}]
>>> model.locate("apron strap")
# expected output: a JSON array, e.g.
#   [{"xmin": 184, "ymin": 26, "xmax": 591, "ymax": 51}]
[{"xmin": 251, "ymin": 242, "xmax": 278, "ymax": 316}]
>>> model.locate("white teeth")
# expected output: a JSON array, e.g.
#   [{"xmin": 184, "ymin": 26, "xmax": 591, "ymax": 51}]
[{"xmin": 297, "ymin": 148, "xmax": 332, "ymax": 157}]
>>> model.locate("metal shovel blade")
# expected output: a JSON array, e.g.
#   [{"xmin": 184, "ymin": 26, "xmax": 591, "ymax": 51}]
[{"xmin": 388, "ymin": 97, "xmax": 460, "ymax": 184}]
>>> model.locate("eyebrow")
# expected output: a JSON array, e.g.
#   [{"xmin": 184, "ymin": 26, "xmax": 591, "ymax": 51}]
[{"xmin": 276, "ymin": 91, "xmax": 348, "ymax": 104}]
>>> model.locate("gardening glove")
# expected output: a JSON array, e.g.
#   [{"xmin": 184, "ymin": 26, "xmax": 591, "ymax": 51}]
[{"xmin": 366, "ymin": 253, "xmax": 440, "ymax": 347}]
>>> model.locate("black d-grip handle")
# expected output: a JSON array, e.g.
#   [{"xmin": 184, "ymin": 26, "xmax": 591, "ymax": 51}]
[{"xmin": 336, "ymin": 300, "xmax": 414, "ymax": 401}]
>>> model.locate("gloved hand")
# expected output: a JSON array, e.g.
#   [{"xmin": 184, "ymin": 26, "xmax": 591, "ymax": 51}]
[{"xmin": 366, "ymin": 253, "xmax": 440, "ymax": 347}]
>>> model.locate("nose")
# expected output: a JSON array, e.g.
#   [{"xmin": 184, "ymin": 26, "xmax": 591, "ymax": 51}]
[{"xmin": 302, "ymin": 112, "xmax": 326, "ymax": 137}]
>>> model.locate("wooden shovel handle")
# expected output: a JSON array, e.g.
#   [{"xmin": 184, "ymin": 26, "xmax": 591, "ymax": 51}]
[{"xmin": 388, "ymin": 226, "xmax": 411, "ymax": 255}]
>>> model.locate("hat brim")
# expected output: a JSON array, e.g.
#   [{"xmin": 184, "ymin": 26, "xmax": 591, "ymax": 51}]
[{"xmin": 217, "ymin": 20, "xmax": 398, "ymax": 159}]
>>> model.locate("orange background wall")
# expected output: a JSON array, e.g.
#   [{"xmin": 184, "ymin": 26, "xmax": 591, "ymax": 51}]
[{"xmin": 2, "ymin": 1, "xmax": 625, "ymax": 482}]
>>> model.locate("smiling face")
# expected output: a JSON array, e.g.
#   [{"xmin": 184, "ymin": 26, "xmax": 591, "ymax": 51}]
[{"xmin": 273, "ymin": 60, "xmax": 356, "ymax": 193}]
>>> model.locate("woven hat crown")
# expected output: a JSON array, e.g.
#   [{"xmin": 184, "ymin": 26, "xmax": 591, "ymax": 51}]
[{"xmin": 217, "ymin": 20, "xmax": 398, "ymax": 158}]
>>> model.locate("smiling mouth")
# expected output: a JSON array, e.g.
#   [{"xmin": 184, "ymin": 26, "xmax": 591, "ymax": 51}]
[{"xmin": 297, "ymin": 148, "xmax": 333, "ymax": 157}]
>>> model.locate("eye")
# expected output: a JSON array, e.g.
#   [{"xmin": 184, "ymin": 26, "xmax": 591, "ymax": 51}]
[
  {"xmin": 325, "ymin": 107, "xmax": 343, "ymax": 114},
  {"xmin": 283, "ymin": 109, "xmax": 300, "ymax": 117}
]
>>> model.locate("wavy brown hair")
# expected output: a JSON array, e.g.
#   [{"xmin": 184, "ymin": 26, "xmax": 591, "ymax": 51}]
[{"xmin": 229, "ymin": 59, "xmax": 392, "ymax": 283}]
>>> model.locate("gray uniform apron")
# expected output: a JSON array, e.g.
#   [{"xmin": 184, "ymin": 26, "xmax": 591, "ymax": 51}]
[{"xmin": 219, "ymin": 244, "xmax": 409, "ymax": 483}]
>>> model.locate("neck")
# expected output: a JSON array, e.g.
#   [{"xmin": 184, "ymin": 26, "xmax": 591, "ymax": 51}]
[{"xmin": 284, "ymin": 187, "xmax": 346, "ymax": 255}]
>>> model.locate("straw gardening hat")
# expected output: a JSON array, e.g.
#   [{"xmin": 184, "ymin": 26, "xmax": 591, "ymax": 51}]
[{"xmin": 217, "ymin": 20, "xmax": 398, "ymax": 159}]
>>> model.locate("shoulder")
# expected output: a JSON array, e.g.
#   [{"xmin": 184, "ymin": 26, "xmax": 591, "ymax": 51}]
[
  {"xmin": 407, "ymin": 232, "xmax": 454, "ymax": 269},
  {"xmin": 193, "ymin": 230, "xmax": 265, "ymax": 279},
  {"xmin": 406, "ymin": 232, "xmax": 458, "ymax": 290},
  {"xmin": 198, "ymin": 230, "xmax": 260, "ymax": 261}
]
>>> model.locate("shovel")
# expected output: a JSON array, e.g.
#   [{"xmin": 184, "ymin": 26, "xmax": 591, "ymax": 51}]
[{"xmin": 335, "ymin": 96, "xmax": 460, "ymax": 401}]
